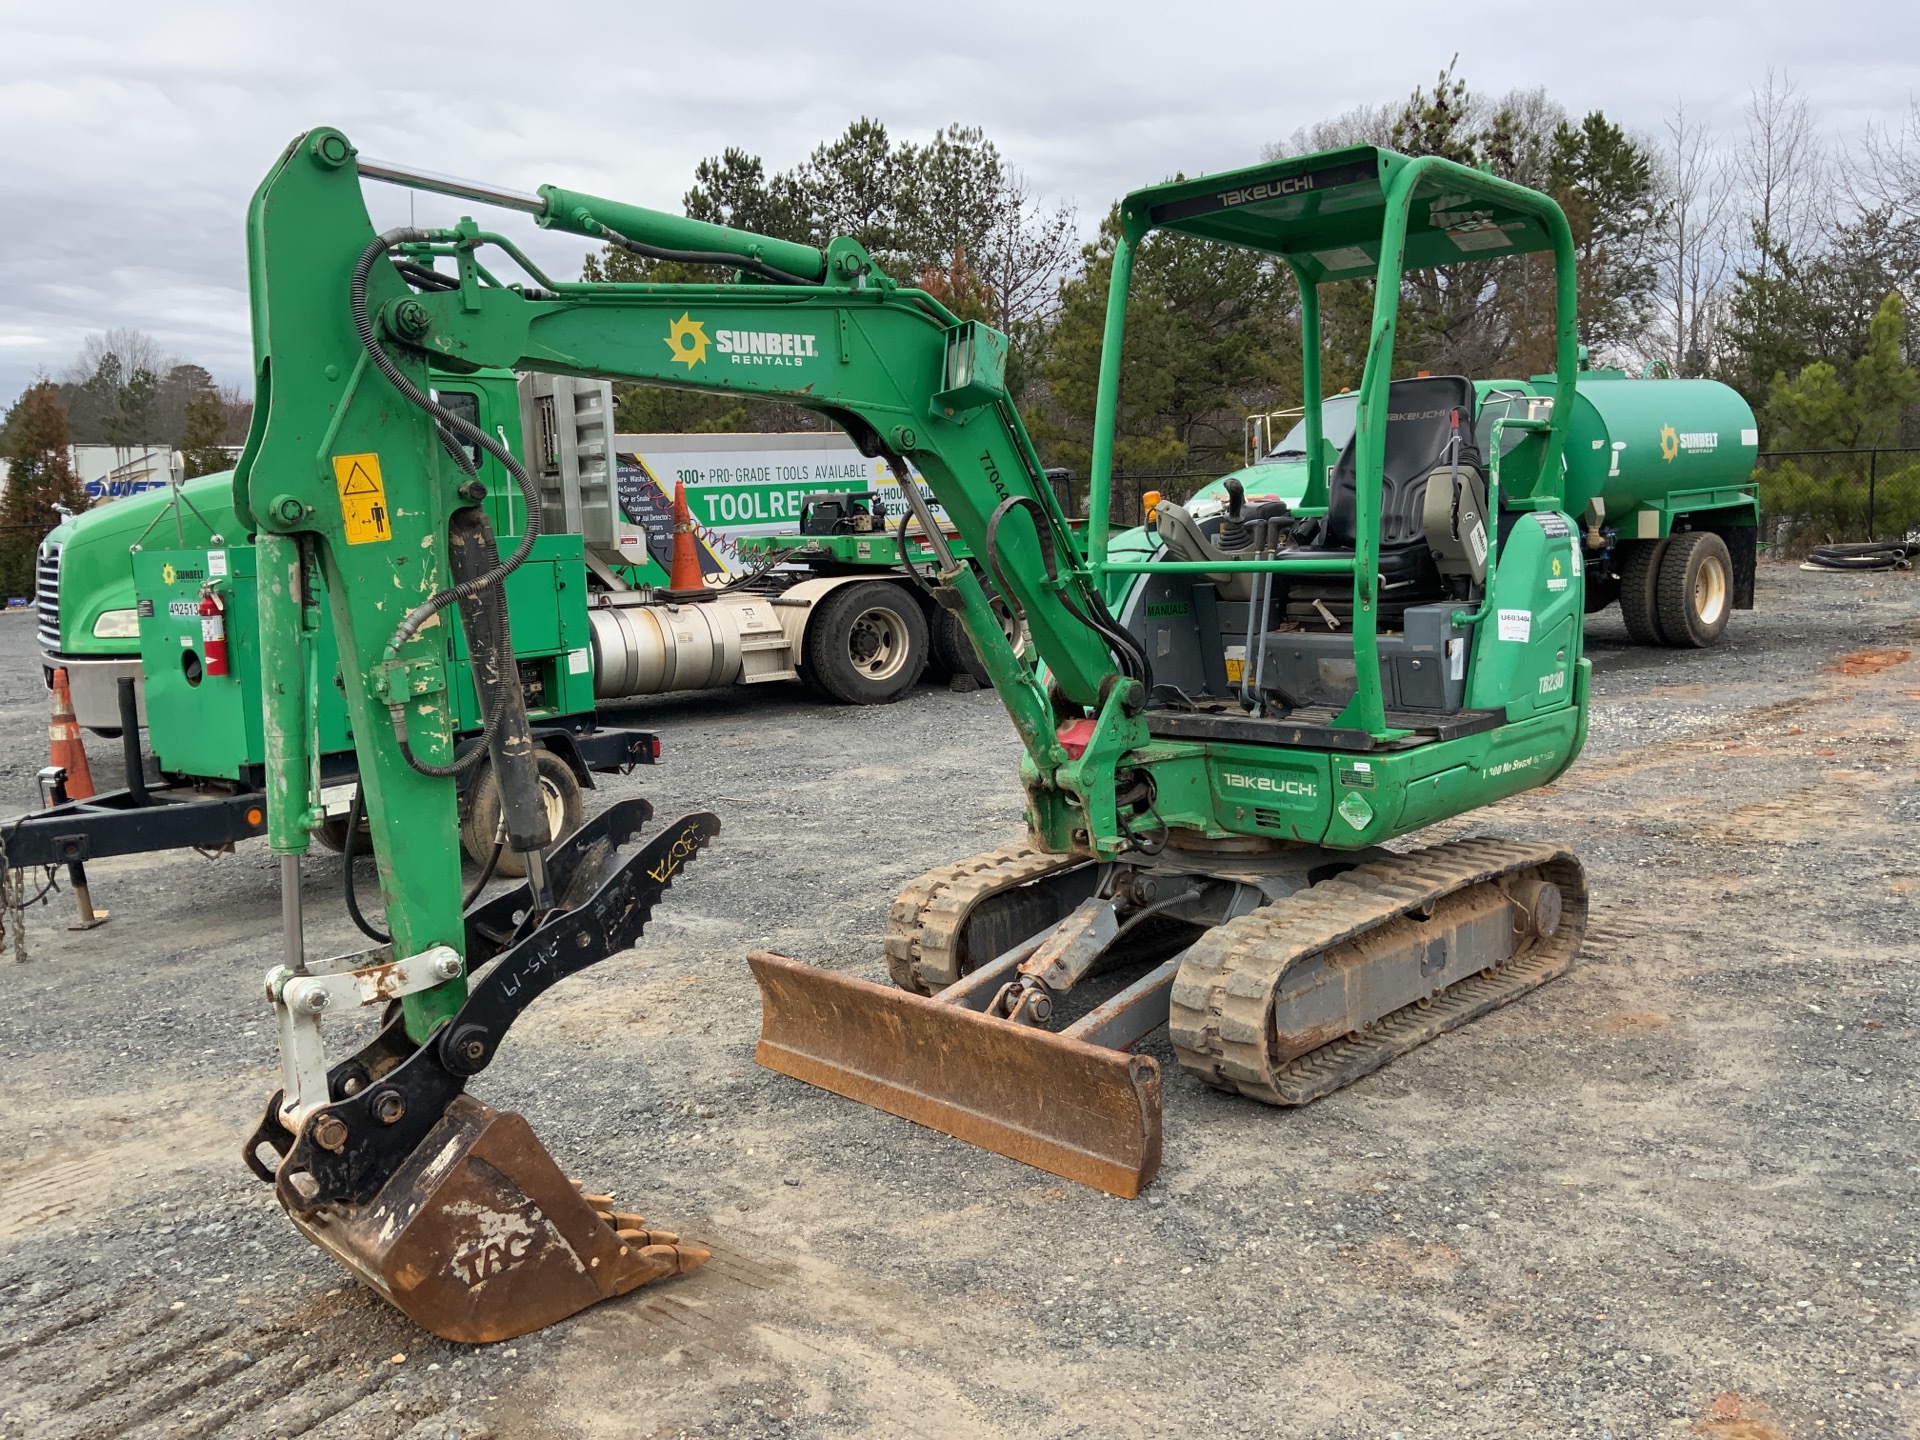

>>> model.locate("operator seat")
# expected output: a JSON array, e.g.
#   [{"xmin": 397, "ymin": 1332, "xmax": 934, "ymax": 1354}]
[{"xmin": 1282, "ymin": 375, "xmax": 1483, "ymax": 624}]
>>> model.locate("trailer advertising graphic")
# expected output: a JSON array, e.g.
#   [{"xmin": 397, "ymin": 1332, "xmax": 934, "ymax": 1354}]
[{"xmin": 613, "ymin": 433, "xmax": 946, "ymax": 579}]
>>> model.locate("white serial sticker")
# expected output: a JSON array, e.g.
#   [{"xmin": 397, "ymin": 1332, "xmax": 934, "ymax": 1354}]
[
  {"xmin": 1498, "ymin": 609, "xmax": 1533, "ymax": 643},
  {"xmin": 1448, "ymin": 638, "xmax": 1465, "ymax": 680},
  {"xmin": 1467, "ymin": 520, "xmax": 1488, "ymax": 566},
  {"xmin": 1740, "ymin": 428, "xmax": 1759, "ymax": 446},
  {"xmin": 568, "ymin": 648, "xmax": 591, "ymax": 675},
  {"xmin": 1570, "ymin": 545, "xmax": 1582, "ymax": 576},
  {"xmin": 207, "ymin": 549, "xmax": 228, "ymax": 578}
]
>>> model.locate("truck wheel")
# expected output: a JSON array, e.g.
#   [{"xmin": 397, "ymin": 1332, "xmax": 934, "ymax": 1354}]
[
  {"xmin": 803, "ymin": 581, "xmax": 928, "ymax": 704},
  {"xmin": 931, "ymin": 609, "xmax": 989, "ymax": 686},
  {"xmin": 1654, "ymin": 531, "xmax": 1733, "ymax": 648},
  {"xmin": 460, "ymin": 749, "xmax": 585, "ymax": 878},
  {"xmin": 1582, "ymin": 574, "xmax": 1621, "ymax": 615},
  {"xmin": 1617, "ymin": 539, "xmax": 1669, "ymax": 646}
]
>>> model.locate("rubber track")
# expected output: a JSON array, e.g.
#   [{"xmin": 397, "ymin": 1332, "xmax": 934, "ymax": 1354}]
[
  {"xmin": 883, "ymin": 841, "xmax": 1080, "ymax": 993},
  {"xmin": 1169, "ymin": 837, "xmax": 1587, "ymax": 1104}
]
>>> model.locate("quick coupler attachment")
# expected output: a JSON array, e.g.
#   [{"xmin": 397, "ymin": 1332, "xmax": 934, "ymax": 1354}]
[{"xmin": 245, "ymin": 801, "xmax": 720, "ymax": 1342}]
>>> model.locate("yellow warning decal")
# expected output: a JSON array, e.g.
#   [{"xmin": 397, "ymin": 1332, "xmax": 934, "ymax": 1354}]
[{"xmin": 332, "ymin": 453, "xmax": 391, "ymax": 545}]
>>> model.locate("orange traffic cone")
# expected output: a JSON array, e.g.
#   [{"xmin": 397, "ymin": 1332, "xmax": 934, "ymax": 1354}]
[
  {"xmin": 48, "ymin": 668, "xmax": 95, "ymax": 802},
  {"xmin": 667, "ymin": 481, "xmax": 707, "ymax": 595}
]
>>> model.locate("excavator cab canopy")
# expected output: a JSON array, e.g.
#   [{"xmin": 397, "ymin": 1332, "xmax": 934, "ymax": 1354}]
[{"xmin": 1116, "ymin": 145, "xmax": 1564, "ymax": 279}]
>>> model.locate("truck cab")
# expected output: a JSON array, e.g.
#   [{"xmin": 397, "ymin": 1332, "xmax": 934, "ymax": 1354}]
[{"xmin": 35, "ymin": 370, "xmax": 529, "ymax": 732}]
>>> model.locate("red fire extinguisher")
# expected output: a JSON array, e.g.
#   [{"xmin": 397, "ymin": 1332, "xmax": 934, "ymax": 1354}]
[{"xmin": 199, "ymin": 588, "xmax": 228, "ymax": 678}]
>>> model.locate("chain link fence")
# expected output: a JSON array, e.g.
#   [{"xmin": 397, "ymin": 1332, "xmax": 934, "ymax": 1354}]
[{"xmin": 1754, "ymin": 448, "xmax": 1920, "ymax": 555}]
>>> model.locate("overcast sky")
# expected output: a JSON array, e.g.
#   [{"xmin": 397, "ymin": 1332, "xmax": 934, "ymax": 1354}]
[{"xmin": 2, "ymin": 0, "xmax": 1916, "ymax": 409}]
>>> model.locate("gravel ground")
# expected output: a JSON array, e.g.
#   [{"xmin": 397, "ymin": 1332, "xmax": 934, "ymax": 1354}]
[{"xmin": 0, "ymin": 562, "xmax": 1916, "ymax": 1440}]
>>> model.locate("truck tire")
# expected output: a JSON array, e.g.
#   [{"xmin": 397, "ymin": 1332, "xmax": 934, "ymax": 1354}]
[
  {"xmin": 802, "ymin": 581, "xmax": 928, "ymax": 704},
  {"xmin": 1654, "ymin": 530, "xmax": 1733, "ymax": 648},
  {"xmin": 1617, "ymin": 539, "xmax": 1669, "ymax": 646},
  {"xmin": 460, "ymin": 749, "xmax": 584, "ymax": 878},
  {"xmin": 931, "ymin": 608, "xmax": 991, "ymax": 687}
]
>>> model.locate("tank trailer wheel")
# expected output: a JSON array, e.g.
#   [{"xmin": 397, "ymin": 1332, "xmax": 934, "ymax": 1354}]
[
  {"xmin": 1655, "ymin": 530, "xmax": 1733, "ymax": 648},
  {"xmin": 803, "ymin": 581, "xmax": 928, "ymax": 705},
  {"xmin": 1617, "ymin": 538, "xmax": 1670, "ymax": 646},
  {"xmin": 460, "ymin": 749, "xmax": 585, "ymax": 878}
]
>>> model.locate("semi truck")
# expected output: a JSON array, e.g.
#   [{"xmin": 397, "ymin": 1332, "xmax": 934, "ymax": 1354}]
[
  {"xmin": 33, "ymin": 369, "xmax": 1004, "ymax": 738},
  {"xmin": 9, "ymin": 367, "xmax": 1012, "ymax": 896}
]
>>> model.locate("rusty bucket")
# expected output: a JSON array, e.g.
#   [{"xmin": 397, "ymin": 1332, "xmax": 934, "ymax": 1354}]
[{"xmin": 287, "ymin": 1095, "xmax": 707, "ymax": 1343}]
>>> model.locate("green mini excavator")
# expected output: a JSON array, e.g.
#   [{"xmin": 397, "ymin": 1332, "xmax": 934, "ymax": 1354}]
[{"xmin": 240, "ymin": 128, "xmax": 1588, "ymax": 1342}]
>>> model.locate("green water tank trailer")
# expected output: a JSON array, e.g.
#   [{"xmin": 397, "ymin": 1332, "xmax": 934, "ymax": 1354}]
[{"xmin": 1513, "ymin": 373, "xmax": 1762, "ymax": 535}]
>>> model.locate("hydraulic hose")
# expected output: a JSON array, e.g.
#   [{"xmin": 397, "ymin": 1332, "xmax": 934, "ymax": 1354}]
[
  {"xmin": 349, "ymin": 229, "xmax": 543, "ymax": 651},
  {"xmin": 341, "ymin": 781, "xmax": 506, "ymax": 945},
  {"xmin": 1802, "ymin": 540, "xmax": 1918, "ymax": 571},
  {"xmin": 984, "ymin": 494, "xmax": 1153, "ymax": 699},
  {"xmin": 350, "ymin": 228, "xmax": 545, "ymax": 779},
  {"xmin": 342, "ymin": 783, "xmax": 389, "ymax": 945}
]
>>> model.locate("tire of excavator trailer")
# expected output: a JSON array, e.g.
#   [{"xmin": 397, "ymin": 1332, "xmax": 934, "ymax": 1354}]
[
  {"xmin": 459, "ymin": 749, "xmax": 585, "ymax": 879},
  {"xmin": 1616, "ymin": 537, "xmax": 1670, "ymax": 645},
  {"xmin": 799, "ymin": 580, "xmax": 929, "ymax": 705},
  {"xmin": 1654, "ymin": 530, "xmax": 1733, "ymax": 648}
]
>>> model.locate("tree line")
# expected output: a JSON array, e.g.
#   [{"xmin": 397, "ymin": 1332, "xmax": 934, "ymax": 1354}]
[{"xmin": 586, "ymin": 64, "xmax": 1920, "ymax": 475}]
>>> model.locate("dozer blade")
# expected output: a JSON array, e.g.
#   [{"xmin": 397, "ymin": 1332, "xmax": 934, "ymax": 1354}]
[
  {"xmin": 290, "ymin": 1094, "xmax": 708, "ymax": 1344},
  {"xmin": 749, "ymin": 951, "xmax": 1162, "ymax": 1198}
]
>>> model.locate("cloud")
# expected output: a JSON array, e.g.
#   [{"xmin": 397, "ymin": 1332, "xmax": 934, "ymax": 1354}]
[{"xmin": 2, "ymin": 0, "xmax": 1915, "ymax": 404}]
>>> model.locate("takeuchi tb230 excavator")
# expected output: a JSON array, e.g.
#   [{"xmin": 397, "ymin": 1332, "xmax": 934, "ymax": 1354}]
[{"xmin": 240, "ymin": 128, "xmax": 1592, "ymax": 1343}]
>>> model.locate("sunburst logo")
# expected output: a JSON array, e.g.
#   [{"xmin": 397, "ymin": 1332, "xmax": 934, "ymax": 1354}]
[
  {"xmin": 161, "ymin": 562, "xmax": 177, "ymax": 584},
  {"xmin": 665, "ymin": 313, "xmax": 710, "ymax": 369},
  {"xmin": 1659, "ymin": 424, "xmax": 1680, "ymax": 462}
]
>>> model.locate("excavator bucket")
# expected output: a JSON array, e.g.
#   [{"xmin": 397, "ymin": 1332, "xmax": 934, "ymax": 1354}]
[
  {"xmin": 287, "ymin": 1095, "xmax": 707, "ymax": 1344},
  {"xmin": 749, "ymin": 951, "xmax": 1162, "ymax": 1197}
]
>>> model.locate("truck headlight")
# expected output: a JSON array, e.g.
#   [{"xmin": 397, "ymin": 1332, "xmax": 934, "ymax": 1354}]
[{"xmin": 91, "ymin": 608, "xmax": 141, "ymax": 639}]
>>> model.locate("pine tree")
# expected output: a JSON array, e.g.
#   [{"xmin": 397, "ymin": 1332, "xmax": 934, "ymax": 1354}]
[
  {"xmin": 0, "ymin": 383, "xmax": 89, "ymax": 599},
  {"xmin": 180, "ymin": 391, "xmax": 232, "ymax": 478}
]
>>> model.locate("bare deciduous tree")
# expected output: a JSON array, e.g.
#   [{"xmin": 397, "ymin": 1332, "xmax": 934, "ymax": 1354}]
[
  {"xmin": 1734, "ymin": 68, "xmax": 1828, "ymax": 274},
  {"xmin": 1655, "ymin": 101, "xmax": 1735, "ymax": 376}
]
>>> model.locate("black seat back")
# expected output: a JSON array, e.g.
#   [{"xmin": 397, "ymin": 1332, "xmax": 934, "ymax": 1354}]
[{"xmin": 1323, "ymin": 376, "xmax": 1481, "ymax": 549}]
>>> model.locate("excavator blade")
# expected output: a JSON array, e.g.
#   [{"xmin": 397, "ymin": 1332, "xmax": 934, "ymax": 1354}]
[
  {"xmin": 749, "ymin": 951, "xmax": 1162, "ymax": 1198},
  {"xmin": 288, "ymin": 1094, "xmax": 708, "ymax": 1344}
]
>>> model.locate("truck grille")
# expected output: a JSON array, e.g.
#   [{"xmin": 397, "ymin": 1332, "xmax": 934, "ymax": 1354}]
[{"xmin": 35, "ymin": 542, "xmax": 61, "ymax": 652}]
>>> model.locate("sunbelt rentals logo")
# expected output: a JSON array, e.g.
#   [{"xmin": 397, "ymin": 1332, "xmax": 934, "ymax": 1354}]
[
  {"xmin": 666, "ymin": 314, "xmax": 711, "ymax": 369},
  {"xmin": 664, "ymin": 312, "xmax": 819, "ymax": 370}
]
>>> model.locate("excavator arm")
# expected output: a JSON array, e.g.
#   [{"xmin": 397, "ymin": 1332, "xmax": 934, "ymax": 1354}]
[{"xmin": 232, "ymin": 127, "xmax": 1153, "ymax": 1339}]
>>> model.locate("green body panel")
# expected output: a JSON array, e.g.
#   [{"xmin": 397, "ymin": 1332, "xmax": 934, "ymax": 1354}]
[
  {"xmin": 132, "ymin": 536, "xmax": 591, "ymax": 780},
  {"xmin": 1193, "ymin": 373, "xmax": 1761, "ymax": 540}
]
